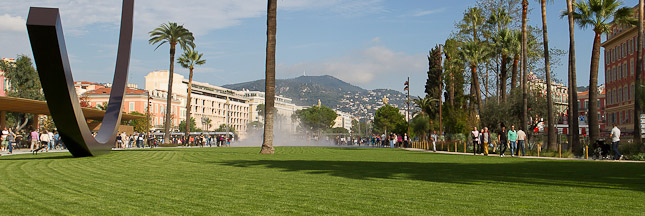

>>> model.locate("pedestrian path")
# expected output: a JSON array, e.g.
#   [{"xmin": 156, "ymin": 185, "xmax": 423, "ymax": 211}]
[
  {"xmin": 403, "ymin": 148, "xmax": 645, "ymax": 163},
  {"xmin": 0, "ymin": 149, "xmax": 69, "ymax": 156}
]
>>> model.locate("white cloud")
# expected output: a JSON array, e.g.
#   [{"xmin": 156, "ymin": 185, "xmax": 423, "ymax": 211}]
[
  {"xmin": 0, "ymin": 0, "xmax": 385, "ymax": 37},
  {"xmin": 0, "ymin": 14, "xmax": 26, "ymax": 32},
  {"xmin": 411, "ymin": 8, "xmax": 446, "ymax": 17},
  {"xmin": 278, "ymin": 45, "xmax": 425, "ymax": 88}
]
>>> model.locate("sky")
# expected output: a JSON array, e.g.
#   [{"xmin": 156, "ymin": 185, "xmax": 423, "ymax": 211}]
[{"xmin": 0, "ymin": 0, "xmax": 640, "ymax": 97}]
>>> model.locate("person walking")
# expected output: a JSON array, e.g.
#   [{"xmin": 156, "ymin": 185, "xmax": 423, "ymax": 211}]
[
  {"xmin": 482, "ymin": 127, "xmax": 490, "ymax": 156},
  {"xmin": 431, "ymin": 130, "xmax": 438, "ymax": 152},
  {"xmin": 1, "ymin": 128, "xmax": 8, "ymax": 152},
  {"xmin": 478, "ymin": 128, "xmax": 485, "ymax": 155},
  {"xmin": 30, "ymin": 128, "xmax": 39, "ymax": 151},
  {"xmin": 517, "ymin": 129, "xmax": 527, "ymax": 156},
  {"xmin": 609, "ymin": 124, "xmax": 623, "ymax": 160},
  {"xmin": 40, "ymin": 130, "xmax": 50, "ymax": 152},
  {"xmin": 0, "ymin": 128, "xmax": 9, "ymax": 151},
  {"xmin": 507, "ymin": 126, "xmax": 518, "ymax": 157},
  {"xmin": 47, "ymin": 130, "xmax": 54, "ymax": 151},
  {"xmin": 471, "ymin": 127, "xmax": 479, "ymax": 155},
  {"xmin": 52, "ymin": 130, "xmax": 59, "ymax": 150},
  {"xmin": 7, "ymin": 129, "xmax": 16, "ymax": 154},
  {"xmin": 498, "ymin": 126, "xmax": 508, "ymax": 157}
]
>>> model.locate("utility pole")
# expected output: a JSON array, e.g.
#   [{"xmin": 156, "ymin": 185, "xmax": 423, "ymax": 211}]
[
  {"xmin": 439, "ymin": 44, "xmax": 443, "ymax": 136},
  {"xmin": 146, "ymin": 90, "xmax": 151, "ymax": 146},
  {"xmin": 405, "ymin": 77, "xmax": 410, "ymax": 141},
  {"xmin": 226, "ymin": 96, "xmax": 230, "ymax": 146}
]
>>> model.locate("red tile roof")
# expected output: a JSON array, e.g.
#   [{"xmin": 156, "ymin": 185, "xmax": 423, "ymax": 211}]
[{"xmin": 84, "ymin": 87, "xmax": 147, "ymax": 95}]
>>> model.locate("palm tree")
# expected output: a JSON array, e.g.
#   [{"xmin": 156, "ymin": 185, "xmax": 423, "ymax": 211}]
[
  {"xmin": 636, "ymin": 0, "xmax": 644, "ymax": 143},
  {"xmin": 260, "ymin": 0, "xmax": 277, "ymax": 154},
  {"xmin": 565, "ymin": 0, "xmax": 581, "ymax": 154},
  {"xmin": 570, "ymin": 0, "xmax": 635, "ymax": 142},
  {"xmin": 493, "ymin": 29, "xmax": 513, "ymax": 102},
  {"xmin": 487, "ymin": 8, "xmax": 511, "ymax": 101},
  {"xmin": 540, "ymin": 0, "xmax": 557, "ymax": 151},
  {"xmin": 178, "ymin": 49, "xmax": 206, "ymax": 139},
  {"xmin": 203, "ymin": 118, "xmax": 212, "ymax": 131},
  {"xmin": 412, "ymin": 96, "xmax": 440, "ymax": 136},
  {"xmin": 521, "ymin": 0, "xmax": 529, "ymax": 132},
  {"xmin": 460, "ymin": 41, "xmax": 489, "ymax": 114},
  {"xmin": 461, "ymin": 7, "xmax": 484, "ymax": 42},
  {"xmin": 149, "ymin": 22, "xmax": 195, "ymax": 144}
]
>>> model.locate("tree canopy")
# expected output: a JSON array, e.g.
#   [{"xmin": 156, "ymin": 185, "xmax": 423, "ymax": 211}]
[
  {"xmin": 294, "ymin": 105, "xmax": 337, "ymax": 133},
  {"xmin": 373, "ymin": 105, "xmax": 405, "ymax": 134}
]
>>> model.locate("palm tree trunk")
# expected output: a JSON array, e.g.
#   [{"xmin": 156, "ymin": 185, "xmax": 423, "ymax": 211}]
[
  {"xmin": 261, "ymin": 0, "xmax": 277, "ymax": 154},
  {"xmin": 485, "ymin": 61, "xmax": 489, "ymax": 103},
  {"xmin": 185, "ymin": 66, "xmax": 194, "ymax": 141},
  {"xmin": 511, "ymin": 55, "xmax": 519, "ymax": 93},
  {"xmin": 163, "ymin": 44, "xmax": 176, "ymax": 144},
  {"xmin": 501, "ymin": 54, "xmax": 509, "ymax": 102},
  {"xmin": 635, "ymin": 0, "xmax": 643, "ymax": 143},
  {"xmin": 472, "ymin": 65, "xmax": 483, "ymax": 114},
  {"xmin": 496, "ymin": 55, "xmax": 500, "ymax": 103},
  {"xmin": 541, "ymin": 0, "xmax": 557, "ymax": 151},
  {"xmin": 567, "ymin": 0, "xmax": 580, "ymax": 154},
  {"xmin": 588, "ymin": 32, "xmax": 601, "ymax": 142},
  {"xmin": 521, "ymin": 0, "xmax": 528, "ymax": 132}
]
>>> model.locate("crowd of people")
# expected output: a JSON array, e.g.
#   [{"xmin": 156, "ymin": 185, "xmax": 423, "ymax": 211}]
[
  {"xmin": 471, "ymin": 125, "xmax": 528, "ymax": 157},
  {"xmin": 112, "ymin": 132, "xmax": 234, "ymax": 149},
  {"xmin": 0, "ymin": 127, "xmax": 65, "ymax": 154}
]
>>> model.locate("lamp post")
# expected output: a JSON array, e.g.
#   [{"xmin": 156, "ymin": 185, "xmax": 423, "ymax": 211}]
[
  {"xmin": 146, "ymin": 90, "xmax": 151, "ymax": 146},
  {"xmin": 226, "ymin": 97, "xmax": 230, "ymax": 146}
]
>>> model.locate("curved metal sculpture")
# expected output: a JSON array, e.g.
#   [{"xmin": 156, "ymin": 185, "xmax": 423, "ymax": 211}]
[{"xmin": 26, "ymin": 0, "xmax": 134, "ymax": 157}]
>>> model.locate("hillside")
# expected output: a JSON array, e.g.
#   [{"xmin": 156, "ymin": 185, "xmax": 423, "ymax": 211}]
[{"xmin": 223, "ymin": 75, "xmax": 410, "ymax": 118}]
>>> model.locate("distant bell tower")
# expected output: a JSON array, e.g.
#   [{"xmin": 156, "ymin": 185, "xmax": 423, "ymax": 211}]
[{"xmin": 382, "ymin": 96, "xmax": 389, "ymax": 105}]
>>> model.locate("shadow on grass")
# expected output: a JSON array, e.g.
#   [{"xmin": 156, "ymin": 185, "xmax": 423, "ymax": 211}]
[
  {"xmin": 0, "ymin": 154, "xmax": 74, "ymax": 161},
  {"xmin": 218, "ymin": 159, "xmax": 645, "ymax": 192}
]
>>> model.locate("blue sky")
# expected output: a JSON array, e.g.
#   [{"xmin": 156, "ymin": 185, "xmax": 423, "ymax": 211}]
[{"xmin": 0, "ymin": 0, "xmax": 640, "ymax": 97}]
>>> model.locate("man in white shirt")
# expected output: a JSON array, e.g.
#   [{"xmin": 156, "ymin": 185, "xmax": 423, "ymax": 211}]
[
  {"xmin": 47, "ymin": 130, "xmax": 54, "ymax": 151},
  {"xmin": 471, "ymin": 127, "xmax": 479, "ymax": 155},
  {"xmin": 609, "ymin": 124, "xmax": 622, "ymax": 160},
  {"xmin": 430, "ymin": 130, "xmax": 438, "ymax": 152}
]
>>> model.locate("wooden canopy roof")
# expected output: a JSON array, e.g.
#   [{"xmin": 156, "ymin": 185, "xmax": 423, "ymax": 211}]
[{"xmin": 0, "ymin": 96, "xmax": 144, "ymax": 121}]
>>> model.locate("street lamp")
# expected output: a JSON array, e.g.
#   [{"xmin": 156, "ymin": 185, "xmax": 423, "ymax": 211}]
[{"xmin": 226, "ymin": 96, "xmax": 230, "ymax": 146}]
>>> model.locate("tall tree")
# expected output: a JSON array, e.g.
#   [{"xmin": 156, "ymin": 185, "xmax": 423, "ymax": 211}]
[
  {"xmin": 443, "ymin": 38, "xmax": 465, "ymax": 107},
  {"xmin": 461, "ymin": 7, "xmax": 485, "ymax": 42},
  {"xmin": 261, "ymin": 0, "xmax": 277, "ymax": 154},
  {"xmin": 570, "ymin": 0, "xmax": 635, "ymax": 142},
  {"xmin": 178, "ymin": 49, "xmax": 206, "ymax": 140},
  {"xmin": 487, "ymin": 8, "xmax": 512, "ymax": 100},
  {"xmin": 149, "ymin": 22, "xmax": 195, "ymax": 144},
  {"xmin": 1, "ymin": 55, "xmax": 44, "ymax": 130},
  {"xmin": 374, "ymin": 104, "xmax": 406, "ymax": 134},
  {"xmin": 425, "ymin": 45, "xmax": 442, "ymax": 118},
  {"xmin": 294, "ymin": 106, "xmax": 337, "ymax": 133},
  {"xmin": 460, "ymin": 41, "xmax": 489, "ymax": 114},
  {"xmin": 636, "ymin": 0, "xmax": 643, "ymax": 143},
  {"xmin": 494, "ymin": 29, "xmax": 513, "ymax": 101},
  {"xmin": 521, "ymin": 0, "xmax": 529, "ymax": 132},
  {"xmin": 540, "ymin": 0, "xmax": 557, "ymax": 151},
  {"xmin": 566, "ymin": 0, "xmax": 580, "ymax": 154}
]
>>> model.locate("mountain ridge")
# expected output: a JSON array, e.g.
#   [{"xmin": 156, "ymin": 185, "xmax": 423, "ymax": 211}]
[{"xmin": 223, "ymin": 75, "xmax": 409, "ymax": 117}]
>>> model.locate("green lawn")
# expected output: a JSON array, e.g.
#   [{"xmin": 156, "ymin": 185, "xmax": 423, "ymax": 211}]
[{"xmin": 0, "ymin": 147, "xmax": 643, "ymax": 215}]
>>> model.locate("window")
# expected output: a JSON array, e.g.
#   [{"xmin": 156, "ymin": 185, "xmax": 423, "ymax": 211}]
[
  {"xmin": 623, "ymin": 63, "xmax": 627, "ymax": 78},
  {"xmin": 624, "ymin": 86, "xmax": 628, "ymax": 103},
  {"xmin": 584, "ymin": 100, "xmax": 588, "ymax": 109},
  {"xmin": 631, "ymin": 59, "xmax": 635, "ymax": 76},
  {"xmin": 618, "ymin": 65, "xmax": 622, "ymax": 80},
  {"xmin": 129, "ymin": 102, "xmax": 135, "ymax": 112}
]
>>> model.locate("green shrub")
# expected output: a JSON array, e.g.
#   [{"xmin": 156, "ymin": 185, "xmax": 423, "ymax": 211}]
[{"xmin": 630, "ymin": 153, "xmax": 645, "ymax": 161}]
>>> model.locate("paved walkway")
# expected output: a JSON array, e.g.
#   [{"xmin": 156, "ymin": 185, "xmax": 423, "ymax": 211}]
[{"xmin": 403, "ymin": 148, "xmax": 645, "ymax": 163}]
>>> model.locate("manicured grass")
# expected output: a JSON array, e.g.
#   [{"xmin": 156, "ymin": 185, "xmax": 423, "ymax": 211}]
[{"xmin": 0, "ymin": 147, "xmax": 644, "ymax": 215}]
